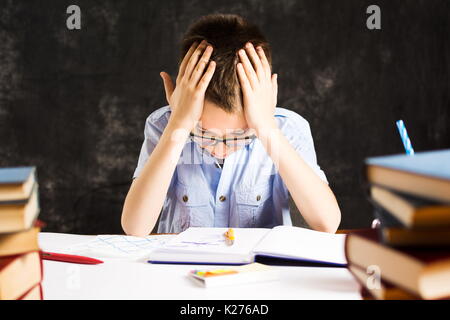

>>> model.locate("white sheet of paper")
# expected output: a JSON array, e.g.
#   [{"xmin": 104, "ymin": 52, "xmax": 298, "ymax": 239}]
[{"xmin": 64, "ymin": 234, "xmax": 175, "ymax": 260}]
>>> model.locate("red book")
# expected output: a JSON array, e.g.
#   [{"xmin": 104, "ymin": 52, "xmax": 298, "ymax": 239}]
[
  {"xmin": 0, "ymin": 251, "xmax": 43, "ymax": 300},
  {"xmin": 345, "ymin": 229, "xmax": 450, "ymax": 300},
  {"xmin": 17, "ymin": 283, "xmax": 43, "ymax": 300}
]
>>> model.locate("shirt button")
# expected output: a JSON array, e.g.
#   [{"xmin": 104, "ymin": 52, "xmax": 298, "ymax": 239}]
[
  {"xmin": 182, "ymin": 195, "xmax": 189, "ymax": 202},
  {"xmin": 256, "ymin": 195, "xmax": 261, "ymax": 201},
  {"xmin": 219, "ymin": 195, "xmax": 226, "ymax": 202}
]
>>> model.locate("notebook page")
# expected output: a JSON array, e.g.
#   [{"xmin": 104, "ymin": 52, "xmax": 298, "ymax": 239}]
[
  {"xmin": 252, "ymin": 226, "xmax": 347, "ymax": 265},
  {"xmin": 161, "ymin": 227, "xmax": 270, "ymax": 255},
  {"xmin": 148, "ymin": 227, "xmax": 271, "ymax": 263}
]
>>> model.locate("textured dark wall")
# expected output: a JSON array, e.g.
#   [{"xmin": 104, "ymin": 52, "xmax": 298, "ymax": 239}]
[{"xmin": 0, "ymin": 0, "xmax": 448, "ymax": 234}]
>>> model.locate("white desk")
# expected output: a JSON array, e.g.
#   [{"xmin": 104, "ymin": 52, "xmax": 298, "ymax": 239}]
[{"xmin": 39, "ymin": 232, "xmax": 362, "ymax": 300}]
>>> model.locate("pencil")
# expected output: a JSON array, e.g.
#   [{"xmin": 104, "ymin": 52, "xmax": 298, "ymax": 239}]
[
  {"xmin": 396, "ymin": 120, "xmax": 415, "ymax": 155},
  {"xmin": 224, "ymin": 228, "xmax": 235, "ymax": 246}
]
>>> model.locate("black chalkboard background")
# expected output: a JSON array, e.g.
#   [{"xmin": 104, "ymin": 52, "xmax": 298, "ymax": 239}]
[{"xmin": 0, "ymin": 0, "xmax": 448, "ymax": 234}]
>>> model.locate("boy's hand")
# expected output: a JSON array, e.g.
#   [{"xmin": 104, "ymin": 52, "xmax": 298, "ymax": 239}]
[
  {"xmin": 160, "ymin": 40, "xmax": 216, "ymax": 131},
  {"xmin": 236, "ymin": 42, "xmax": 278, "ymax": 133}
]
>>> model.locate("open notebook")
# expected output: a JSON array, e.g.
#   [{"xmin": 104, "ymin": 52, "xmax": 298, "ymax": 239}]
[{"xmin": 147, "ymin": 226, "xmax": 347, "ymax": 266}]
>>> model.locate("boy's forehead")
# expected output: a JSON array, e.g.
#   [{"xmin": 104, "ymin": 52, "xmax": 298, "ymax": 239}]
[{"xmin": 199, "ymin": 101, "xmax": 248, "ymax": 133}]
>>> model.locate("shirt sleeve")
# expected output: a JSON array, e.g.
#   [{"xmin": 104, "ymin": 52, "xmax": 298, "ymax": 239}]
[
  {"xmin": 282, "ymin": 114, "xmax": 329, "ymax": 184},
  {"xmin": 132, "ymin": 115, "xmax": 160, "ymax": 179},
  {"xmin": 132, "ymin": 111, "xmax": 177, "ymax": 189}
]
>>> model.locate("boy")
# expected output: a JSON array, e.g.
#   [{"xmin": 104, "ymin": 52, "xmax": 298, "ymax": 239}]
[{"xmin": 121, "ymin": 14, "xmax": 341, "ymax": 236}]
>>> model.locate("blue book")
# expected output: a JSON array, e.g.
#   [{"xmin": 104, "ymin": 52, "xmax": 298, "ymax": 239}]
[
  {"xmin": 365, "ymin": 149, "xmax": 450, "ymax": 203},
  {"xmin": 0, "ymin": 167, "xmax": 36, "ymax": 202},
  {"xmin": 0, "ymin": 183, "xmax": 40, "ymax": 233}
]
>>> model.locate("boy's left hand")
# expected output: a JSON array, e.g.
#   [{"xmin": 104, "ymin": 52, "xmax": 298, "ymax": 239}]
[{"xmin": 237, "ymin": 42, "xmax": 278, "ymax": 133}]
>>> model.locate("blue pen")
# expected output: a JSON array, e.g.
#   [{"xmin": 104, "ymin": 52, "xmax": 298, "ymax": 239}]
[
  {"xmin": 396, "ymin": 120, "xmax": 415, "ymax": 155},
  {"xmin": 372, "ymin": 120, "xmax": 415, "ymax": 230}
]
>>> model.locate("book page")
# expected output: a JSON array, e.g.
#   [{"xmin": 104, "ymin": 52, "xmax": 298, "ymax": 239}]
[
  {"xmin": 155, "ymin": 227, "xmax": 270, "ymax": 256},
  {"xmin": 252, "ymin": 226, "xmax": 347, "ymax": 265}
]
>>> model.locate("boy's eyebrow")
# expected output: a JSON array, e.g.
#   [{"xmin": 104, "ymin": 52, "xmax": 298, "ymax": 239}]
[
  {"xmin": 199, "ymin": 127, "xmax": 215, "ymax": 134},
  {"xmin": 200, "ymin": 126, "xmax": 248, "ymax": 135}
]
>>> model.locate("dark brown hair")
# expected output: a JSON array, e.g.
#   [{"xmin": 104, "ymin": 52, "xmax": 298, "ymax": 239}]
[{"xmin": 181, "ymin": 14, "xmax": 272, "ymax": 113}]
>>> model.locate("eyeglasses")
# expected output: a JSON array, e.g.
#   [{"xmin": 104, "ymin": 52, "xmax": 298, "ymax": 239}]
[{"xmin": 189, "ymin": 132, "xmax": 256, "ymax": 148}]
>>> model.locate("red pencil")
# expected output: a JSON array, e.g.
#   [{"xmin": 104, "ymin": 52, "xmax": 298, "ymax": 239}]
[{"xmin": 41, "ymin": 251, "xmax": 103, "ymax": 265}]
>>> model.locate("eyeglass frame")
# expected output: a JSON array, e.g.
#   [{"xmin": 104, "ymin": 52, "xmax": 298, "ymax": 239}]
[{"xmin": 189, "ymin": 132, "xmax": 257, "ymax": 148}]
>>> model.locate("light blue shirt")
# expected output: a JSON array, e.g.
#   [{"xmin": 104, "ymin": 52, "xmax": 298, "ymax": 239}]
[{"xmin": 133, "ymin": 105, "xmax": 328, "ymax": 233}]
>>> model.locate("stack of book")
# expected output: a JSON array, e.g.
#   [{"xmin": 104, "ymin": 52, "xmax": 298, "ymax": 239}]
[
  {"xmin": 345, "ymin": 149, "xmax": 450, "ymax": 300},
  {"xmin": 0, "ymin": 167, "xmax": 43, "ymax": 300}
]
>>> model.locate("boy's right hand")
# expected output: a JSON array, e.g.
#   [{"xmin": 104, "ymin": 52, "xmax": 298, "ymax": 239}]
[{"xmin": 160, "ymin": 40, "xmax": 216, "ymax": 131}]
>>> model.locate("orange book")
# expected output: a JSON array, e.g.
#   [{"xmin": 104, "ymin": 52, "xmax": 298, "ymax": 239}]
[
  {"xmin": 0, "ymin": 226, "xmax": 40, "ymax": 257},
  {"xmin": 348, "ymin": 264, "xmax": 417, "ymax": 300},
  {"xmin": 345, "ymin": 229, "xmax": 450, "ymax": 300},
  {"xmin": 370, "ymin": 185, "xmax": 450, "ymax": 229}
]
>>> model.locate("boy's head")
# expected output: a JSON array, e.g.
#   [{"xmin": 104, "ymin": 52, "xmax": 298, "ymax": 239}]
[
  {"xmin": 179, "ymin": 14, "xmax": 272, "ymax": 160},
  {"xmin": 180, "ymin": 13, "xmax": 272, "ymax": 114}
]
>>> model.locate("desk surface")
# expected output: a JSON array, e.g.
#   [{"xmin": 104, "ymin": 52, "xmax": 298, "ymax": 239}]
[{"xmin": 39, "ymin": 232, "xmax": 362, "ymax": 300}]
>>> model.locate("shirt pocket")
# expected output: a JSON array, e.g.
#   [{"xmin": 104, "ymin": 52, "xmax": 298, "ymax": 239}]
[
  {"xmin": 175, "ymin": 183, "xmax": 213, "ymax": 230},
  {"xmin": 235, "ymin": 182, "xmax": 273, "ymax": 228}
]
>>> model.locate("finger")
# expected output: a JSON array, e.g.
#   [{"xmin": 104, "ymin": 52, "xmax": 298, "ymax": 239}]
[
  {"xmin": 197, "ymin": 61, "xmax": 216, "ymax": 93},
  {"xmin": 177, "ymin": 41, "xmax": 199, "ymax": 83},
  {"xmin": 256, "ymin": 46, "xmax": 271, "ymax": 79},
  {"xmin": 184, "ymin": 40, "xmax": 208, "ymax": 81},
  {"xmin": 190, "ymin": 45, "xmax": 213, "ymax": 86},
  {"xmin": 272, "ymin": 73, "xmax": 278, "ymax": 105},
  {"xmin": 236, "ymin": 62, "xmax": 252, "ymax": 96},
  {"xmin": 244, "ymin": 42, "xmax": 265, "ymax": 81},
  {"xmin": 160, "ymin": 72, "xmax": 175, "ymax": 105},
  {"xmin": 238, "ymin": 49, "xmax": 258, "ymax": 89}
]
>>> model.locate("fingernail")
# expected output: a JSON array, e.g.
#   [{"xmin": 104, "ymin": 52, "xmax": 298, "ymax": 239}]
[{"xmin": 246, "ymin": 42, "xmax": 252, "ymax": 48}]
